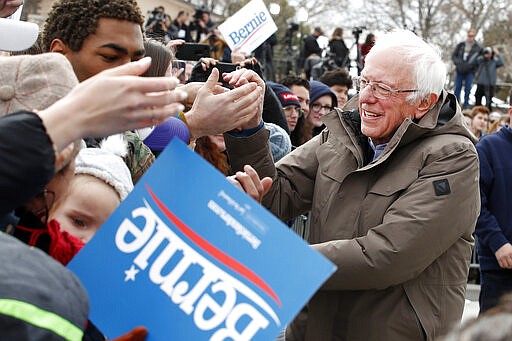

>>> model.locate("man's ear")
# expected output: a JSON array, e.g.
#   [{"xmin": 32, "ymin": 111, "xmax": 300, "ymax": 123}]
[
  {"xmin": 414, "ymin": 93, "xmax": 439, "ymax": 120},
  {"xmin": 49, "ymin": 39, "xmax": 72, "ymax": 56}
]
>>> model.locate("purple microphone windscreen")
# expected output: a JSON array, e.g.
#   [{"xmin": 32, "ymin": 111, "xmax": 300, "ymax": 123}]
[{"xmin": 143, "ymin": 116, "xmax": 190, "ymax": 152}]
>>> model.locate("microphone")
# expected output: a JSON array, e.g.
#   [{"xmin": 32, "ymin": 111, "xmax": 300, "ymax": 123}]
[{"xmin": 143, "ymin": 117, "xmax": 190, "ymax": 154}]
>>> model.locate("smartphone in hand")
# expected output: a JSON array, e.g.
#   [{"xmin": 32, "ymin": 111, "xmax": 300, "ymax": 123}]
[
  {"xmin": 205, "ymin": 62, "xmax": 254, "ymax": 87},
  {"xmin": 175, "ymin": 43, "xmax": 211, "ymax": 61}
]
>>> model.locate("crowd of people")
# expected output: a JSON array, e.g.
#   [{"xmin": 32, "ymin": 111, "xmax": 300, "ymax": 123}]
[
  {"xmin": 300, "ymin": 25, "xmax": 375, "ymax": 80},
  {"xmin": 1, "ymin": 0, "xmax": 512, "ymax": 340},
  {"xmin": 452, "ymin": 28, "xmax": 505, "ymax": 111},
  {"xmin": 144, "ymin": 6, "xmax": 213, "ymax": 44}
]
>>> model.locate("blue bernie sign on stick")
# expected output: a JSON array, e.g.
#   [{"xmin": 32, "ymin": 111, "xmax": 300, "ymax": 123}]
[{"xmin": 68, "ymin": 138, "xmax": 336, "ymax": 340}]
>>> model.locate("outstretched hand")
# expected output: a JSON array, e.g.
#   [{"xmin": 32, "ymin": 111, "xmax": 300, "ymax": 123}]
[
  {"xmin": 222, "ymin": 68, "xmax": 265, "ymax": 130},
  {"xmin": 0, "ymin": 0, "xmax": 23, "ymax": 18},
  {"xmin": 38, "ymin": 57, "xmax": 188, "ymax": 151},
  {"xmin": 227, "ymin": 165, "xmax": 273, "ymax": 203},
  {"xmin": 495, "ymin": 243, "xmax": 512, "ymax": 269},
  {"xmin": 166, "ymin": 39, "xmax": 185, "ymax": 53},
  {"xmin": 199, "ymin": 57, "xmax": 217, "ymax": 71},
  {"xmin": 176, "ymin": 81, "xmax": 226, "ymax": 111},
  {"xmin": 185, "ymin": 68, "xmax": 264, "ymax": 139}
]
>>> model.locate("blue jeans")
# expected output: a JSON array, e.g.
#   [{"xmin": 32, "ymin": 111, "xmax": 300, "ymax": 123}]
[
  {"xmin": 454, "ymin": 72, "xmax": 474, "ymax": 109},
  {"xmin": 479, "ymin": 269, "xmax": 512, "ymax": 314}
]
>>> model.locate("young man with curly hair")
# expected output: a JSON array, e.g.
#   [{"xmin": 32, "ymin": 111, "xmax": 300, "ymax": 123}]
[
  {"xmin": 43, "ymin": 0, "xmax": 146, "ymax": 82},
  {"xmin": 42, "ymin": 0, "xmax": 152, "ymax": 184}
]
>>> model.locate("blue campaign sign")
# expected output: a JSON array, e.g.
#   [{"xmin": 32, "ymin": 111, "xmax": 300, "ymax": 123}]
[{"xmin": 68, "ymin": 139, "xmax": 336, "ymax": 340}]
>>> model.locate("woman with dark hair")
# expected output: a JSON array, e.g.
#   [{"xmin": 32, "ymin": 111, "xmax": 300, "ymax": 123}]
[
  {"xmin": 141, "ymin": 38, "xmax": 173, "ymax": 77},
  {"xmin": 328, "ymin": 27, "xmax": 349, "ymax": 68},
  {"xmin": 360, "ymin": 33, "xmax": 375, "ymax": 67}
]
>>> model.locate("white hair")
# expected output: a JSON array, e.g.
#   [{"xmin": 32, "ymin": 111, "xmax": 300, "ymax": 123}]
[{"xmin": 367, "ymin": 29, "xmax": 446, "ymax": 103}]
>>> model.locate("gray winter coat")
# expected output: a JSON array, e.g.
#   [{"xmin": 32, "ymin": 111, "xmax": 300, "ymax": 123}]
[{"xmin": 471, "ymin": 54, "xmax": 504, "ymax": 86}]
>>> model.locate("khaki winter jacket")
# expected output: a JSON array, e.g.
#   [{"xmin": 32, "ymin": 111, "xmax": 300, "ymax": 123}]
[{"xmin": 224, "ymin": 91, "xmax": 480, "ymax": 341}]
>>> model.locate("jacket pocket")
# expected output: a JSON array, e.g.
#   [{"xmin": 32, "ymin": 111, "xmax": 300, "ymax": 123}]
[
  {"xmin": 316, "ymin": 140, "xmax": 356, "ymax": 184},
  {"xmin": 367, "ymin": 167, "xmax": 417, "ymax": 196},
  {"xmin": 411, "ymin": 303, "xmax": 427, "ymax": 341},
  {"xmin": 403, "ymin": 288, "xmax": 428, "ymax": 341},
  {"xmin": 360, "ymin": 167, "xmax": 417, "ymax": 231}
]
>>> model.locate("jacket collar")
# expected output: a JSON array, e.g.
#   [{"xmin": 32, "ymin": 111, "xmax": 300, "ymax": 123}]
[{"xmin": 322, "ymin": 97, "xmax": 369, "ymax": 167}]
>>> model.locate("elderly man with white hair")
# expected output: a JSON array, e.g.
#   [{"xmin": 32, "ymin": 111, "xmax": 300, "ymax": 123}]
[{"xmin": 222, "ymin": 29, "xmax": 480, "ymax": 340}]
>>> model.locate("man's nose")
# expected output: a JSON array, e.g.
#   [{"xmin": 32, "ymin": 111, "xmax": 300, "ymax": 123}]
[{"xmin": 359, "ymin": 84, "xmax": 377, "ymax": 102}]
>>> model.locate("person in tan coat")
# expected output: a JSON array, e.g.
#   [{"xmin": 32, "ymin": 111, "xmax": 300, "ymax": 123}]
[{"xmin": 222, "ymin": 29, "xmax": 480, "ymax": 340}]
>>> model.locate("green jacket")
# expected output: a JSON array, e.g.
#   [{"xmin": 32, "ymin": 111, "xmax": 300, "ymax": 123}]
[{"xmin": 123, "ymin": 131, "xmax": 155, "ymax": 184}]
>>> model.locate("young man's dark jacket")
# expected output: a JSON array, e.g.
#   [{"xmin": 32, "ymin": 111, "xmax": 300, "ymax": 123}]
[{"xmin": 452, "ymin": 40, "xmax": 482, "ymax": 74}]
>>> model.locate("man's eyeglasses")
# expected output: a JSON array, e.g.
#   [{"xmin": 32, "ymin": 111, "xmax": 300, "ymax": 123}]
[
  {"xmin": 355, "ymin": 76, "xmax": 419, "ymax": 99},
  {"xmin": 311, "ymin": 103, "xmax": 333, "ymax": 112},
  {"xmin": 283, "ymin": 106, "xmax": 303, "ymax": 117}
]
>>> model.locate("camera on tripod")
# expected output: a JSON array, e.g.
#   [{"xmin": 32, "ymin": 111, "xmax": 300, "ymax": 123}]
[
  {"xmin": 352, "ymin": 26, "xmax": 366, "ymax": 37},
  {"xmin": 284, "ymin": 22, "xmax": 299, "ymax": 48},
  {"xmin": 285, "ymin": 23, "xmax": 299, "ymax": 40}
]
